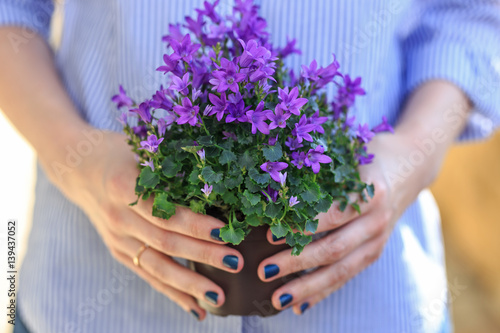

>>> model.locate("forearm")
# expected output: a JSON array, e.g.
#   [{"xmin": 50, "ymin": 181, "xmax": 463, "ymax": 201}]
[{"xmin": 0, "ymin": 27, "xmax": 93, "ymax": 180}]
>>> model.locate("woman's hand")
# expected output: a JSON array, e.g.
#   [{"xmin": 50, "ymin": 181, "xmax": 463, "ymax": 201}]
[
  {"xmin": 47, "ymin": 131, "xmax": 242, "ymax": 321},
  {"xmin": 258, "ymin": 80, "xmax": 470, "ymax": 315}
]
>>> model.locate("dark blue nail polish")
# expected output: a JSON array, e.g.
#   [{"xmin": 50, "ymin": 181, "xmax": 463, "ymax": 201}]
[
  {"xmin": 223, "ymin": 255, "xmax": 238, "ymax": 270},
  {"xmin": 300, "ymin": 302, "xmax": 309, "ymax": 314},
  {"xmin": 210, "ymin": 229, "xmax": 223, "ymax": 242},
  {"xmin": 190, "ymin": 309, "xmax": 200, "ymax": 320},
  {"xmin": 205, "ymin": 291, "xmax": 218, "ymax": 305},
  {"xmin": 264, "ymin": 264, "xmax": 280, "ymax": 279},
  {"xmin": 280, "ymin": 293, "xmax": 293, "ymax": 308},
  {"xmin": 272, "ymin": 234, "xmax": 285, "ymax": 242}
]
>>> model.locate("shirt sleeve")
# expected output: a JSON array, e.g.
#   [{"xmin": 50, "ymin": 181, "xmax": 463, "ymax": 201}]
[
  {"xmin": 401, "ymin": 0, "xmax": 500, "ymax": 140},
  {"xmin": 0, "ymin": 0, "xmax": 54, "ymax": 42}
]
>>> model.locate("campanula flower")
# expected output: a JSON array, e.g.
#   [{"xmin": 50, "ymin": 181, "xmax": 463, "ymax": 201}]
[
  {"xmin": 141, "ymin": 159, "xmax": 155, "ymax": 171},
  {"xmin": 222, "ymin": 131, "xmax": 238, "ymax": 141},
  {"xmin": 292, "ymin": 114, "xmax": 316, "ymax": 143},
  {"xmin": 260, "ymin": 161, "xmax": 288, "ymax": 182},
  {"xmin": 357, "ymin": 147, "xmax": 375, "ymax": 165},
  {"xmin": 225, "ymin": 99, "xmax": 249, "ymax": 123},
  {"xmin": 261, "ymin": 185, "xmax": 278, "ymax": 203},
  {"xmin": 174, "ymin": 97, "xmax": 200, "ymax": 126},
  {"xmin": 278, "ymin": 172, "xmax": 287, "ymax": 187},
  {"xmin": 117, "ymin": 112, "xmax": 128, "ymax": 126},
  {"xmin": 201, "ymin": 183, "xmax": 213, "ymax": 197},
  {"xmin": 336, "ymin": 75, "xmax": 365, "ymax": 107},
  {"xmin": 150, "ymin": 88, "xmax": 174, "ymax": 111},
  {"xmin": 170, "ymin": 34, "xmax": 200, "ymax": 63},
  {"xmin": 308, "ymin": 110, "xmax": 328, "ymax": 134},
  {"xmin": 196, "ymin": 0, "xmax": 221, "ymax": 23},
  {"xmin": 139, "ymin": 134, "xmax": 164, "ymax": 153},
  {"xmin": 372, "ymin": 116, "xmax": 394, "ymax": 133},
  {"xmin": 184, "ymin": 13, "xmax": 205, "ymax": 38},
  {"xmin": 278, "ymin": 87, "xmax": 308, "ymax": 116},
  {"xmin": 246, "ymin": 101, "xmax": 270, "ymax": 134},
  {"xmin": 170, "ymin": 73, "xmax": 191, "ymax": 95},
  {"xmin": 316, "ymin": 54, "xmax": 341, "ymax": 87},
  {"xmin": 305, "ymin": 146, "xmax": 332, "ymax": 173},
  {"xmin": 208, "ymin": 92, "xmax": 228, "ymax": 121},
  {"xmin": 289, "ymin": 196, "xmax": 300, "ymax": 207},
  {"xmin": 356, "ymin": 123, "xmax": 375, "ymax": 143},
  {"xmin": 267, "ymin": 105, "xmax": 291, "ymax": 130},
  {"xmin": 111, "ymin": 85, "xmax": 133, "ymax": 109},
  {"xmin": 285, "ymin": 137, "xmax": 303, "ymax": 151},
  {"xmin": 291, "ymin": 151, "xmax": 307, "ymax": 169},
  {"xmin": 279, "ymin": 37, "xmax": 301, "ymax": 58},
  {"xmin": 238, "ymin": 39, "xmax": 271, "ymax": 67},
  {"xmin": 156, "ymin": 54, "xmax": 180, "ymax": 75},
  {"xmin": 301, "ymin": 59, "xmax": 320, "ymax": 81},
  {"xmin": 210, "ymin": 58, "xmax": 246, "ymax": 93},
  {"xmin": 196, "ymin": 149, "xmax": 206, "ymax": 161},
  {"xmin": 157, "ymin": 118, "xmax": 167, "ymax": 137},
  {"xmin": 130, "ymin": 102, "xmax": 152, "ymax": 123}
]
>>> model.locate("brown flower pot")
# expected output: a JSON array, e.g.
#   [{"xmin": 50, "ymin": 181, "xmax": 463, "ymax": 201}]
[{"xmin": 188, "ymin": 226, "xmax": 299, "ymax": 316}]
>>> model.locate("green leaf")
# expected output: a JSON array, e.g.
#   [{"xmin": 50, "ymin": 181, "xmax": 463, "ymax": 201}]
[
  {"xmin": 339, "ymin": 200, "xmax": 348, "ymax": 212},
  {"xmin": 134, "ymin": 176, "xmax": 145, "ymax": 195},
  {"xmin": 162, "ymin": 158, "xmax": 182, "ymax": 178},
  {"xmin": 300, "ymin": 186, "xmax": 321, "ymax": 204},
  {"xmin": 352, "ymin": 202, "xmax": 361, "ymax": 214},
  {"xmin": 262, "ymin": 143, "xmax": 283, "ymax": 162},
  {"xmin": 270, "ymin": 222, "xmax": 289, "ymax": 238},
  {"xmin": 181, "ymin": 146, "xmax": 201, "ymax": 154},
  {"xmin": 245, "ymin": 214, "xmax": 262, "ymax": 227},
  {"xmin": 138, "ymin": 167, "xmax": 160, "ymax": 188},
  {"xmin": 305, "ymin": 219, "xmax": 319, "ymax": 233},
  {"xmin": 188, "ymin": 170, "xmax": 201, "ymax": 185},
  {"xmin": 291, "ymin": 244, "xmax": 305, "ymax": 256},
  {"xmin": 219, "ymin": 225, "xmax": 245, "ymax": 245},
  {"xmin": 264, "ymin": 203, "xmax": 282, "ymax": 219},
  {"xmin": 315, "ymin": 194, "xmax": 333, "ymax": 213},
  {"xmin": 248, "ymin": 168, "xmax": 270, "ymax": 185},
  {"xmin": 243, "ymin": 190, "xmax": 261, "ymax": 206},
  {"xmin": 212, "ymin": 182, "xmax": 225, "ymax": 194},
  {"xmin": 189, "ymin": 200, "xmax": 206, "ymax": 214},
  {"xmin": 222, "ymin": 191, "xmax": 238, "ymax": 204},
  {"xmin": 224, "ymin": 175, "xmax": 243, "ymax": 189},
  {"xmin": 201, "ymin": 166, "xmax": 223, "ymax": 183},
  {"xmin": 152, "ymin": 193, "xmax": 176, "ymax": 220},
  {"xmin": 334, "ymin": 164, "xmax": 352, "ymax": 183},
  {"xmin": 244, "ymin": 177, "xmax": 261, "ymax": 192},
  {"xmin": 197, "ymin": 135, "xmax": 213, "ymax": 146},
  {"xmin": 241, "ymin": 201, "xmax": 264, "ymax": 216},
  {"xmin": 366, "ymin": 184, "xmax": 375, "ymax": 199},
  {"xmin": 295, "ymin": 233, "xmax": 313, "ymax": 246},
  {"xmin": 219, "ymin": 150, "xmax": 237, "ymax": 165},
  {"xmin": 238, "ymin": 151, "xmax": 256, "ymax": 169}
]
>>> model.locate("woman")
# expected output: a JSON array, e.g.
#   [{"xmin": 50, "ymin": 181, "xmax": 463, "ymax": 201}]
[{"xmin": 1, "ymin": 0, "xmax": 499, "ymax": 332}]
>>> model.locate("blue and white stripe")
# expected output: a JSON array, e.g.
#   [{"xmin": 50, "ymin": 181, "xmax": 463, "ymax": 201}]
[{"xmin": 1, "ymin": 0, "xmax": 499, "ymax": 332}]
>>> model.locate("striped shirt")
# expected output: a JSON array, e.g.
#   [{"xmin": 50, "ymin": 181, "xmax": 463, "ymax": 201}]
[{"xmin": 2, "ymin": 1, "xmax": 500, "ymax": 332}]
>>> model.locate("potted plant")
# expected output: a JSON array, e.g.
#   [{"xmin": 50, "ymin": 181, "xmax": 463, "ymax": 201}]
[{"xmin": 112, "ymin": 0, "xmax": 391, "ymax": 317}]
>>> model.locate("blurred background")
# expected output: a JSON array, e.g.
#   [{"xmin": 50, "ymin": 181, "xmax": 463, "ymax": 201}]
[{"xmin": 1, "ymin": 3, "xmax": 499, "ymax": 333}]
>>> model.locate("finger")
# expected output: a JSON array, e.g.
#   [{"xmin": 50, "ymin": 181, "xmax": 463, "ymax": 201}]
[
  {"xmin": 260, "ymin": 213, "xmax": 385, "ymax": 281},
  {"xmin": 270, "ymin": 235, "xmax": 385, "ymax": 313},
  {"xmin": 123, "ymin": 213, "xmax": 243, "ymax": 273},
  {"xmin": 116, "ymin": 234, "xmax": 227, "ymax": 309},
  {"xmin": 112, "ymin": 247, "xmax": 207, "ymax": 321},
  {"xmin": 131, "ymin": 198, "xmax": 228, "ymax": 244}
]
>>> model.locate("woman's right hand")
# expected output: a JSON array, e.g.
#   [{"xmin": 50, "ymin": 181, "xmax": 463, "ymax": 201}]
[{"xmin": 44, "ymin": 129, "xmax": 241, "ymax": 320}]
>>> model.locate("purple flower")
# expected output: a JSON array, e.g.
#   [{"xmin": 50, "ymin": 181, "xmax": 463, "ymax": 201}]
[
  {"xmin": 291, "ymin": 151, "xmax": 307, "ymax": 169},
  {"xmin": 285, "ymin": 137, "xmax": 303, "ymax": 151},
  {"xmin": 278, "ymin": 87, "xmax": 308, "ymax": 116},
  {"xmin": 184, "ymin": 14, "xmax": 205, "ymax": 38},
  {"xmin": 266, "ymin": 134, "xmax": 279, "ymax": 146},
  {"xmin": 305, "ymin": 146, "xmax": 333, "ymax": 174},
  {"xmin": 357, "ymin": 147, "xmax": 375, "ymax": 165},
  {"xmin": 210, "ymin": 58, "xmax": 246, "ymax": 93},
  {"xmin": 267, "ymin": 105, "xmax": 291, "ymax": 130},
  {"xmin": 170, "ymin": 34, "xmax": 200, "ymax": 63},
  {"xmin": 222, "ymin": 131, "xmax": 238, "ymax": 141},
  {"xmin": 208, "ymin": 93, "xmax": 228, "ymax": 121},
  {"xmin": 196, "ymin": 0, "xmax": 221, "ymax": 23},
  {"xmin": 225, "ymin": 99, "xmax": 249, "ymax": 123},
  {"xmin": 278, "ymin": 172, "xmax": 287, "ymax": 187},
  {"xmin": 260, "ymin": 161, "xmax": 288, "ymax": 183},
  {"xmin": 157, "ymin": 118, "xmax": 167, "ymax": 136},
  {"xmin": 292, "ymin": 115, "xmax": 316, "ymax": 143},
  {"xmin": 197, "ymin": 149, "xmax": 206, "ymax": 161},
  {"xmin": 117, "ymin": 112, "xmax": 128, "ymax": 126},
  {"xmin": 316, "ymin": 54, "xmax": 340, "ymax": 87},
  {"xmin": 308, "ymin": 110, "xmax": 328, "ymax": 134},
  {"xmin": 112, "ymin": 85, "xmax": 133, "ymax": 109},
  {"xmin": 163, "ymin": 24, "xmax": 184, "ymax": 43},
  {"xmin": 372, "ymin": 116, "xmax": 394, "ymax": 134},
  {"xmin": 246, "ymin": 101, "xmax": 270, "ymax": 134},
  {"xmin": 130, "ymin": 102, "xmax": 152, "ymax": 123},
  {"xmin": 150, "ymin": 88, "xmax": 174, "ymax": 111},
  {"xmin": 163, "ymin": 111, "xmax": 178, "ymax": 126},
  {"xmin": 139, "ymin": 134, "xmax": 164, "ymax": 153},
  {"xmin": 141, "ymin": 159, "xmax": 155, "ymax": 171},
  {"xmin": 201, "ymin": 183, "xmax": 213, "ymax": 197},
  {"xmin": 132, "ymin": 125, "xmax": 148, "ymax": 138},
  {"xmin": 156, "ymin": 54, "xmax": 180, "ymax": 75},
  {"xmin": 249, "ymin": 62, "xmax": 275, "ymax": 82},
  {"xmin": 289, "ymin": 196, "xmax": 300, "ymax": 207},
  {"xmin": 279, "ymin": 37, "xmax": 301, "ymax": 58},
  {"xmin": 238, "ymin": 39, "xmax": 271, "ymax": 67},
  {"xmin": 337, "ymin": 75, "xmax": 365, "ymax": 107},
  {"xmin": 343, "ymin": 115, "xmax": 356, "ymax": 131},
  {"xmin": 174, "ymin": 97, "xmax": 200, "ymax": 126},
  {"xmin": 191, "ymin": 87, "xmax": 202, "ymax": 102},
  {"xmin": 301, "ymin": 59, "xmax": 320, "ymax": 81},
  {"xmin": 170, "ymin": 73, "xmax": 191, "ymax": 95},
  {"xmin": 261, "ymin": 185, "xmax": 278, "ymax": 203},
  {"xmin": 356, "ymin": 124, "xmax": 375, "ymax": 143}
]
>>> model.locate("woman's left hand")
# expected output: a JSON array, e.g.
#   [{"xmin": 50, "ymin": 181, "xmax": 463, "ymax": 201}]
[{"xmin": 259, "ymin": 132, "xmax": 433, "ymax": 315}]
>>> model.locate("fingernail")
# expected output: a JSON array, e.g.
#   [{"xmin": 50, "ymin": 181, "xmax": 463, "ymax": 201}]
[
  {"xmin": 205, "ymin": 291, "xmax": 218, "ymax": 305},
  {"xmin": 300, "ymin": 302, "xmax": 309, "ymax": 314},
  {"xmin": 272, "ymin": 234, "xmax": 285, "ymax": 242},
  {"xmin": 279, "ymin": 293, "xmax": 293, "ymax": 308},
  {"xmin": 190, "ymin": 309, "xmax": 200, "ymax": 320},
  {"xmin": 264, "ymin": 264, "xmax": 279, "ymax": 279},
  {"xmin": 210, "ymin": 229, "xmax": 223, "ymax": 242},
  {"xmin": 222, "ymin": 255, "xmax": 238, "ymax": 270}
]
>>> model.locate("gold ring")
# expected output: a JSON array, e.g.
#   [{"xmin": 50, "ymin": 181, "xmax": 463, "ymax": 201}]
[{"xmin": 133, "ymin": 244, "xmax": 149, "ymax": 268}]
